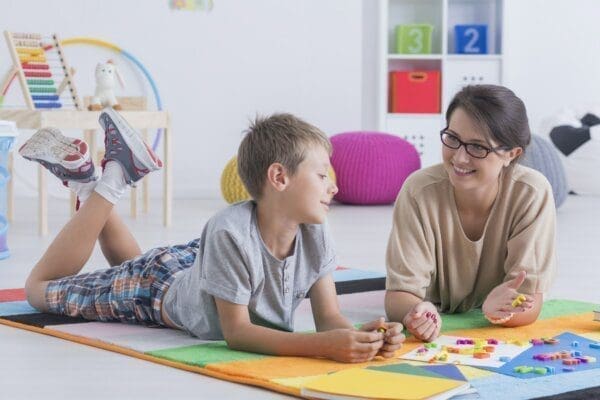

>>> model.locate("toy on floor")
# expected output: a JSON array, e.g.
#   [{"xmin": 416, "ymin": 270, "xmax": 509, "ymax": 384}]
[
  {"xmin": 0, "ymin": 120, "xmax": 17, "ymax": 260},
  {"xmin": 493, "ymin": 332, "xmax": 600, "ymax": 379},
  {"xmin": 401, "ymin": 335, "xmax": 531, "ymax": 368},
  {"xmin": 88, "ymin": 60, "xmax": 125, "ymax": 111}
]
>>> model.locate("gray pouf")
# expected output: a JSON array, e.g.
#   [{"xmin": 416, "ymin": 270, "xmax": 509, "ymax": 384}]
[{"xmin": 519, "ymin": 134, "xmax": 568, "ymax": 207}]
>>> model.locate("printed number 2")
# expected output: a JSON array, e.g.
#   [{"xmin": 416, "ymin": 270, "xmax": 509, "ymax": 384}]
[
  {"xmin": 464, "ymin": 28, "xmax": 480, "ymax": 53},
  {"xmin": 408, "ymin": 28, "xmax": 423, "ymax": 53}
]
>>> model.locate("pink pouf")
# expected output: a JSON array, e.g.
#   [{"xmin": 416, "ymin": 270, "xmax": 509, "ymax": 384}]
[{"xmin": 330, "ymin": 132, "xmax": 421, "ymax": 205}]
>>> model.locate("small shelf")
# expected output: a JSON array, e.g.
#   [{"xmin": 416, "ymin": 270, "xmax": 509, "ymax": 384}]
[
  {"xmin": 388, "ymin": 54, "xmax": 443, "ymax": 60},
  {"xmin": 379, "ymin": 0, "xmax": 503, "ymax": 167},
  {"xmin": 446, "ymin": 54, "xmax": 502, "ymax": 61}
]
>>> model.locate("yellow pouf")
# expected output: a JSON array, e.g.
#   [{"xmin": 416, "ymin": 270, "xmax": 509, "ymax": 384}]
[
  {"xmin": 220, "ymin": 156, "xmax": 337, "ymax": 204},
  {"xmin": 221, "ymin": 157, "xmax": 251, "ymax": 204}
]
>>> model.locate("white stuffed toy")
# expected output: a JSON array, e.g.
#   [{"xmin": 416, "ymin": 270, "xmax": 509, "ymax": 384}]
[{"xmin": 88, "ymin": 60, "xmax": 125, "ymax": 111}]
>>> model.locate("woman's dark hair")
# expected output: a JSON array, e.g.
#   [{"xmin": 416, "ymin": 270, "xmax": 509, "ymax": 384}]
[{"xmin": 446, "ymin": 85, "xmax": 531, "ymax": 160}]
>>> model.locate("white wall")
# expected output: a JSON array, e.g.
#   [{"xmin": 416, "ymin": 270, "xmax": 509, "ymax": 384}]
[
  {"xmin": 2, "ymin": 0, "xmax": 600, "ymax": 199},
  {"xmin": 1, "ymin": 0, "xmax": 363, "ymax": 199},
  {"xmin": 503, "ymin": 0, "xmax": 600, "ymax": 132}
]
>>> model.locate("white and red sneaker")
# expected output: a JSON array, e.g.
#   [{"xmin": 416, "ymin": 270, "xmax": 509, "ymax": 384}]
[
  {"xmin": 18, "ymin": 127, "xmax": 97, "ymax": 183},
  {"xmin": 99, "ymin": 108, "xmax": 162, "ymax": 185}
]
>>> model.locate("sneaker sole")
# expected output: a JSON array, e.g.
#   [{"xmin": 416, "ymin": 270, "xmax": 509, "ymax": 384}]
[
  {"xmin": 99, "ymin": 108, "xmax": 163, "ymax": 172},
  {"xmin": 18, "ymin": 128, "xmax": 90, "ymax": 169}
]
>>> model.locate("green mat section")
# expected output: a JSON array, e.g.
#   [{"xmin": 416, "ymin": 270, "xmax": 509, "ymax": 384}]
[
  {"xmin": 147, "ymin": 341, "xmax": 267, "ymax": 367},
  {"xmin": 439, "ymin": 299, "xmax": 597, "ymax": 333}
]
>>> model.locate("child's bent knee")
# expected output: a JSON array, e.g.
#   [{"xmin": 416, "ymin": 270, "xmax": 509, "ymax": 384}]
[{"xmin": 24, "ymin": 278, "xmax": 49, "ymax": 312}]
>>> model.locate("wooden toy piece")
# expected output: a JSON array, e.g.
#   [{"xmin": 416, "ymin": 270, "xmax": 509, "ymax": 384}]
[
  {"xmin": 533, "ymin": 367, "xmax": 548, "ymax": 375},
  {"xmin": 473, "ymin": 352, "xmax": 490, "ymax": 359},
  {"xmin": 511, "ymin": 294, "xmax": 527, "ymax": 308},
  {"xmin": 571, "ymin": 341, "xmax": 579, "ymax": 347},
  {"xmin": 508, "ymin": 339, "xmax": 528, "ymax": 346},
  {"xmin": 531, "ymin": 338, "xmax": 544, "ymax": 346},
  {"xmin": 416, "ymin": 347, "xmax": 428, "ymax": 354},
  {"xmin": 487, "ymin": 339, "xmax": 499, "ymax": 345},
  {"xmin": 559, "ymin": 351, "xmax": 571, "ymax": 359},
  {"xmin": 562, "ymin": 367, "xmax": 575, "ymax": 372},
  {"xmin": 571, "ymin": 350, "xmax": 582, "ymax": 357},
  {"xmin": 563, "ymin": 358, "xmax": 580, "ymax": 366},
  {"xmin": 545, "ymin": 366, "xmax": 555, "ymax": 374},
  {"xmin": 459, "ymin": 347, "xmax": 474, "ymax": 355},
  {"xmin": 376, "ymin": 327, "xmax": 387, "ymax": 334},
  {"xmin": 483, "ymin": 345, "xmax": 495, "ymax": 353},
  {"xmin": 514, "ymin": 366, "xmax": 533, "ymax": 374},
  {"xmin": 424, "ymin": 343, "xmax": 437, "ymax": 349},
  {"xmin": 499, "ymin": 356, "xmax": 511, "ymax": 362},
  {"xmin": 447, "ymin": 347, "xmax": 460, "ymax": 354},
  {"xmin": 543, "ymin": 338, "xmax": 559, "ymax": 345},
  {"xmin": 589, "ymin": 342, "xmax": 600, "ymax": 349},
  {"xmin": 583, "ymin": 356, "xmax": 596, "ymax": 363}
]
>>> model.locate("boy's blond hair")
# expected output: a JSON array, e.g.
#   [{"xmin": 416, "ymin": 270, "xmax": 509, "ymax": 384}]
[{"xmin": 237, "ymin": 113, "xmax": 331, "ymax": 200}]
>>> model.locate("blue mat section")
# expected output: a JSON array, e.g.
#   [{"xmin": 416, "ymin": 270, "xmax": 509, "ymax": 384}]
[
  {"xmin": 464, "ymin": 368, "xmax": 600, "ymax": 400},
  {"xmin": 490, "ymin": 332, "xmax": 600, "ymax": 379},
  {"xmin": 0, "ymin": 301, "xmax": 38, "ymax": 316}
]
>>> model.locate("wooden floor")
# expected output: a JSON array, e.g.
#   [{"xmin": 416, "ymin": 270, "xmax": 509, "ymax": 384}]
[{"xmin": 0, "ymin": 195, "xmax": 597, "ymax": 399}]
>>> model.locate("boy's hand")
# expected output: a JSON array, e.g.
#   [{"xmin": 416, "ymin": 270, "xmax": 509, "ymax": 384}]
[
  {"xmin": 320, "ymin": 328, "xmax": 384, "ymax": 363},
  {"xmin": 482, "ymin": 271, "xmax": 534, "ymax": 319},
  {"xmin": 402, "ymin": 301, "xmax": 441, "ymax": 342},
  {"xmin": 359, "ymin": 317, "xmax": 406, "ymax": 358}
]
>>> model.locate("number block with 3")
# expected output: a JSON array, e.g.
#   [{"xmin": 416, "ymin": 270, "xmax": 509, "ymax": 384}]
[
  {"xmin": 454, "ymin": 25, "xmax": 488, "ymax": 54},
  {"xmin": 395, "ymin": 24, "xmax": 433, "ymax": 54}
]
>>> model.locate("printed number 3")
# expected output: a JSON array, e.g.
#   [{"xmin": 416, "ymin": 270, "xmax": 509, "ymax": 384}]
[
  {"xmin": 464, "ymin": 28, "xmax": 480, "ymax": 53},
  {"xmin": 408, "ymin": 28, "xmax": 423, "ymax": 53}
]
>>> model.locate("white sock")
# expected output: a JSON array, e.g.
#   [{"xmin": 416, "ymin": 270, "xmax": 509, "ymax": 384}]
[
  {"xmin": 94, "ymin": 161, "xmax": 127, "ymax": 204},
  {"xmin": 68, "ymin": 179, "xmax": 98, "ymax": 204}
]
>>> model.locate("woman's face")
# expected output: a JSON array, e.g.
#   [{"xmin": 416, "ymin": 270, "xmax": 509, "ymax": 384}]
[{"xmin": 442, "ymin": 107, "xmax": 522, "ymax": 193}]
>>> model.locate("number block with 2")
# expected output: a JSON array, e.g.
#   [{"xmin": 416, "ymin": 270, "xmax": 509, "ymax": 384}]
[{"xmin": 454, "ymin": 25, "xmax": 488, "ymax": 54}]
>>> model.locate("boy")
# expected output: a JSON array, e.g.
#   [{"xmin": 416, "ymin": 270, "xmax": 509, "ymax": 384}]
[{"xmin": 21, "ymin": 110, "xmax": 404, "ymax": 363}]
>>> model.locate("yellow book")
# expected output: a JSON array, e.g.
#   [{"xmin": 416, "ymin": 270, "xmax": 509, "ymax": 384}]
[{"xmin": 301, "ymin": 368, "xmax": 470, "ymax": 400}]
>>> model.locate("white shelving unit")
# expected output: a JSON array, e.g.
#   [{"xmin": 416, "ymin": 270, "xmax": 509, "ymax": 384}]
[{"xmin": 377, "ymin": 0, "xmax": 504, "ymax": 167}]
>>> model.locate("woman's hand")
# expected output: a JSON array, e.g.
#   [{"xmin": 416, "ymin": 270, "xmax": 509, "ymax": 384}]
[
  {"xmin": 482, "ymin": 271, "xmax": 534, "ymax": 320},
  {"xmin": 402, "ymin": 302, "xmax": 441, "ymax": 342}
]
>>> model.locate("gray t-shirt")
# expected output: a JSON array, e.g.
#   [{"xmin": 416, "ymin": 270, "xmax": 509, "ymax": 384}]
[{"xmin": 162, "ymin": 201, "xmax": 337, "ymax": 339}]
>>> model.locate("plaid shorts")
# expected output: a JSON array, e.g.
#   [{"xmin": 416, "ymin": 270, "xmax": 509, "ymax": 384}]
[{"xmin": 45, "ymin": 238, "xmax": 200, "ymax": 326}]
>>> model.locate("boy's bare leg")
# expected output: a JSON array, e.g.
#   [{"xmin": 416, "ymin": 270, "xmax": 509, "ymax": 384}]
[
  {"xmin": 22, "ymin": 108, "xmax": 162, "ymax": 312},
  {"xmin": 99, "ymin": 210, "xmax": 142, "ymax": 267},
  {"xmin": 25, "ymin": 193, "xmax": 114, "ymax": 311}
]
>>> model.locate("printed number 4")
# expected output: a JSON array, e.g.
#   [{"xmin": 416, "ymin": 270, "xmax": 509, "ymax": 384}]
[
  {"xmin": 408, "ymin": 28, "xmax": 423, "ymax": 53},
  {"xmin": 464, "ymin": 28, "xmax": 480, "ymax": 53}
]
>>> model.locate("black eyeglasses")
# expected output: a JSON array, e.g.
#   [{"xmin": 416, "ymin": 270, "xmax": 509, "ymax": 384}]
[{"xmin": 440, "ymin": 129, "xmax": 511, "ymax": 159}]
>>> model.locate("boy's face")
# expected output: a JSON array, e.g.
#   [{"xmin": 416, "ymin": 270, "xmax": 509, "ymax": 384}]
[{"xmin": 283, "ymin": 145, "xmax": 338, "ymax": 224}]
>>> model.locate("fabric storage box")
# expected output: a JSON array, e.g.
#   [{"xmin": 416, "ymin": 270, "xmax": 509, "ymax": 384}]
[{"xmin": 389, "ymin": 70, "xmax": 441, "ymax": 113}]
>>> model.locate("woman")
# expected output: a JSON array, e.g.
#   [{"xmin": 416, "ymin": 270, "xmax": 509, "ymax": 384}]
[{"xmin": 385, "ymin": 85, "xmax": 556, "ymax": 342}]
